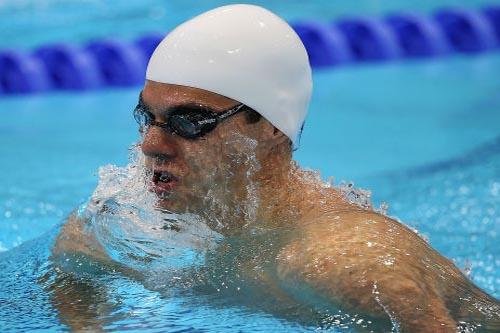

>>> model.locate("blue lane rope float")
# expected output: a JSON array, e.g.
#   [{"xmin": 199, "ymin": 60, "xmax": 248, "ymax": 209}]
[
  {"xmin": 292, "ymin": 21, "xmax": 352, "ymax": 67},
  {"xmin": 0, "ymin": 50, "xmax": 51, "ymax": 93},
  {"xmin": 435, "ymin": 8, "xmax": 498, "ymax": 53},
  {"xmin": 384, "ymin": 13, "xmax": 450, "ymax": 58},
  {"xmin": 0, "ymin": 5, "xmax": 499, "ymax": 96},
  {"xmin": 484, "ymin": 6, "xmax": 500, "ymax": 42},
  {"xmin": 85, "ymin": 39, "xmax": 145, "ymax": 87},
  {"xmin": 335, "ymin": 17, "xmax": 401, "ymax": 61},
  {"xmin": 134, "ymin": 33, "xmax": 165, "ymax": 68},
  {"xmin": 35, "ymin": 44, "xmax": 102, "ymax": 90}
]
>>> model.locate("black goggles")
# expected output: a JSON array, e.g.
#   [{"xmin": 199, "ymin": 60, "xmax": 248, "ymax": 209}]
[{"xmin": 133, "ymin": 93, "xmax": 250, "ymax": 139}]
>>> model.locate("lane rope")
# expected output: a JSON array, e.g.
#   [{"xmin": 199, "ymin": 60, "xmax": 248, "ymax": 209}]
[{"xmin": 1, "ymin": 6, "xmax": 498, "ymax": 95}]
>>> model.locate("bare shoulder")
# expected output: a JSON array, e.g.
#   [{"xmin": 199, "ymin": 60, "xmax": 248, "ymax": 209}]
[
  {"xmin": 282, "ymin": 210, "xmax": 430, "ymax": 258},
  {"xmin": 275, "ymin": 210, "xmax": 466, "ymax": 331},
  {"xmin": 281, "ymin": 210, "xmax": 406, "ymax": 269},
  {"xmin": 277, "ymin": 209, "xmax": 462, "ymax": 281}
]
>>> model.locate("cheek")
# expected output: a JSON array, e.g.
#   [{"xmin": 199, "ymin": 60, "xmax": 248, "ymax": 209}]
[
  {"xmin": 181, "ymin": 136, "xmax": 225, "ymax": 178},
  {"xmin": 181, "ymin": 128, "xmax": 258, "ymax": 182}
]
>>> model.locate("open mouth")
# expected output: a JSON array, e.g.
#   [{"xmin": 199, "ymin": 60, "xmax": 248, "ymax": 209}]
[{"xmin": 150, "ymin": 170, "xmax": 179, "ymax": 194}]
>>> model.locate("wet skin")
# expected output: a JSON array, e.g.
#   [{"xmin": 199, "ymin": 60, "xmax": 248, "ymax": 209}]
[{"xmin": 53, "ymin": 81, "xmax": 500, "ymax": 332}]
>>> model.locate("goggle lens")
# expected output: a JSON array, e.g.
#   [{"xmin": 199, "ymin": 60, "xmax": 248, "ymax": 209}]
[
  {"xmin": 170, "ymin": 114, "xmax": 205, "ymax": 138},
  {"xmin": 134, "ymin": 105, "xmax": 154, "ymax": 129},
  {"xmin": 133, "ymin": 93, "xmax": 247, "ymax": 139}
]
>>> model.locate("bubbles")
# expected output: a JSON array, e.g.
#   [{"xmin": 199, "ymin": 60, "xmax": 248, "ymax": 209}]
[
  {"xmin": 377, "ymin": 201, "xmax": 389, "ymax": 215},
  {"xmin": 379, "ymin": 254, "xmax": 396, "ymax": 267},
  {"xmin": 461, "ymin": 259, "xmax": 473, "ymax": 278},
  {"xmin": 87, "ymin": 144, "xmax": 154, "ymax": 213},
  {"xmin": 65, "ymin": 132, "xmax": 267, "ymax": 288},
  {"xmin": 490, "ymin": 182, "xmax": 500, "ymax": 196},
  {"xmin": 199, "ymin": 132, "xmax": 262, "ymax": 231},
  {"xmin": 67, "ymin": 144, "xmax": 219, "ymax": 278},
  {"xmin": 339, "ymin": 181, "xmax": 373, "ymax": 209}
]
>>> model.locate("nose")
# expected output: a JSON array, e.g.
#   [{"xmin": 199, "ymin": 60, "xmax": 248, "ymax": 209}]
[{"xmin": 141, "ymin": 125, "xmax": 179, "ymax": 162}]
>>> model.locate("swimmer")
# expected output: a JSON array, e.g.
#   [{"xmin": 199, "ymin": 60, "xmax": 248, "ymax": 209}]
[{"xmin": 53, "ymin": 5, "xmax": 499, "ymax": 332}]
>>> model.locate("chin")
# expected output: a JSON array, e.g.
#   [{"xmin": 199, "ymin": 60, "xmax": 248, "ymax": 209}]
[
  {"xmin": 155, "ymin": 189, "xmax": 197, "ymax": 213},
  {"xmin": 155, "ymin": 195, "xmax": 184, "ymax": 212},
  {"xmin": 153, "ymin": 181, "xmax": 217, "ymax": 214}
]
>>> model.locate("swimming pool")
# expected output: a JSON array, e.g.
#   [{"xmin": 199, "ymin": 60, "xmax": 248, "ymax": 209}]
[{"xmin": 1, "ymin": 0, "xmax": 499, "ymax": 332}]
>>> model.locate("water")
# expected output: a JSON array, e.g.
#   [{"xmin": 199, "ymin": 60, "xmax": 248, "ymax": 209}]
[
  {"xmin": 1, "ymin": 0, "xmax": 500, "ymax": 331},
  {"xmin": 1, "ymin": 0, "xmax": 497, "ymax": 49},
  {"xmin": 1, "ymin": 55, "xmax": 499, "ymax": 331}
]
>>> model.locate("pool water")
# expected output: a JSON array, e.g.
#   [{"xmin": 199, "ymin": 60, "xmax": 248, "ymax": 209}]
[
  {"xmin": 1, "ymin": 53, "xmax": 499, "ymax": 332},
  {"xmin": 1, "ymin": 0, "xmax": 500, "ymax": 331},
  {"xmin": 1, "ymin": 0, "xmax": 497, "ymax": 49}
]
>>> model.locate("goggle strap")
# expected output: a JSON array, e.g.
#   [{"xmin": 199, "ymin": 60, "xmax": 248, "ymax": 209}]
[{"xmin": 217, "ymin": 104, "xmax": 246, "ymax": 120}]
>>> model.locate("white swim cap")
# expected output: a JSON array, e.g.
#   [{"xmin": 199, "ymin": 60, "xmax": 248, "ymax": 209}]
[{"xmin": 146, "ymin": 4, "xmax": 313, "ymax": 146}]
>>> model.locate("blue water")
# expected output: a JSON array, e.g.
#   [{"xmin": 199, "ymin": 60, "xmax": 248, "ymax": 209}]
[
  {"xmin": 2, "ymin": 0, "xmax": 498, "ymax": 49},
  {"xmin": 1, "ymin": 0, "xmax": 500, "ymax": 331}
]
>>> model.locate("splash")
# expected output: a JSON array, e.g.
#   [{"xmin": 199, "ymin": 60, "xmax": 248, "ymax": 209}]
[
  {"xmin": 80, "ymin": 144, "xmax": 222, "ymax": 274},
  {"xmin": 200, "ymin": 132, "xmax": 261, "ymax": 231},
  {"xmin": 339, "ymin": 181, "xmax": 373, "ymax": 209},
  {"xmin": 74, "ymin": 133, "xmax": 266, "ymax": 277}
]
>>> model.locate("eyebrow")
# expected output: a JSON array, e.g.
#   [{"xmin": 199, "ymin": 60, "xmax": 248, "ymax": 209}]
[{"xmin": 138, "ymin": 92, "xmax": 223, "ymax": 115}]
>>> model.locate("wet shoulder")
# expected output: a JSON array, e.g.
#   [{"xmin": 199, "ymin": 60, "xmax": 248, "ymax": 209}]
[
  {"xmin": 276, "ymin": 210, "xmax": 432, "ymax": 276},
  {"xmin": 296, "ymin": 210, "xmax": 417, "ymax": 244}
]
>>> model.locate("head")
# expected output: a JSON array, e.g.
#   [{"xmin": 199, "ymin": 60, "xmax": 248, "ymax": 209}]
[
  {"xmin": 139, "ymin": 81, "xmax": 291, "ymax": 212},
  {"xmin": 138, "ymin": 4, "xmax": 312, "ymax": 217}
]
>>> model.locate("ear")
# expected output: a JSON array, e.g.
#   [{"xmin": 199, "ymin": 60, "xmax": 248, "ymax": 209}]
[
  {"xmin": 259, "ymin": 123, "xmax": 289, "ymax": 146},
  {"xmin": 251, "ymin": 118, "xmax": 288, "ymax": 147},
  {"xmin": 273, "ymin": 126, "xmax": 288, "ymax": 141},
  {"xmin": 257, "ymin": 120, "xmax": 276, "ymax": 139}
]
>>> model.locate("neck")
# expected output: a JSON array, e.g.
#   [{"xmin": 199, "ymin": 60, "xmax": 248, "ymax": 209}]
[
  {"xmin": 252, "ymin": 148, "xmax": 353, "ymax": 230},
  {"xmin": 196, "ymin": 143, "xmax": 353, "ymax": 235}
]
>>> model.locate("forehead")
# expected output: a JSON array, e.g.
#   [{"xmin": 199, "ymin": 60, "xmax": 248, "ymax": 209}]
[{"xmin": 142, "ymin": 80, "xmax": 239, "ymax": 110}]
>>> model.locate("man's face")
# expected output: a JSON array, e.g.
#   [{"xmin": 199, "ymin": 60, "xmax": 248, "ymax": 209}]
[{"xmin": 139, "ymin": 81, "xmax": 262, "ymax": 215}]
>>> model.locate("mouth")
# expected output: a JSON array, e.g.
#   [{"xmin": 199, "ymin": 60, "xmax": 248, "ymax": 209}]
[{"xmin": 149, "ymin": 170, "xmax": 179, "ymax": 195}]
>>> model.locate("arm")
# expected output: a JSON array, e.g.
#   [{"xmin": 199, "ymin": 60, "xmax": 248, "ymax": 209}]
[
  {"xmin": 51, "ymin": 210, "xmax": 111, "ymax": 269},
  {"xmin": 48, "ymin": 211, "xmax": 116, "ymax": 331},
  {"xmin": 50, "ymin": 210, "xmax": 143, "ymax": 330}
]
